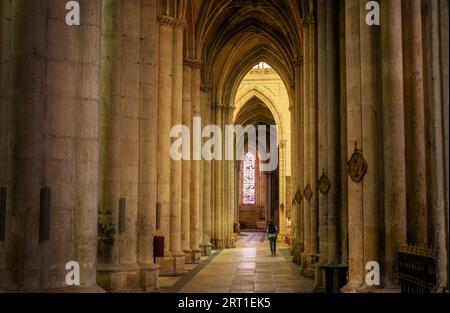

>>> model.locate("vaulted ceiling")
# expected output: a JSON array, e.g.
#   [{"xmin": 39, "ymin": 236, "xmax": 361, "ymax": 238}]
[{"xmin": 184, "ymin": 0, "xmax": 314, "ymax": 107}]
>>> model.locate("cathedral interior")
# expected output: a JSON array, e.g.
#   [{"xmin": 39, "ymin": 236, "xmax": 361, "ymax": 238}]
[{"xmin": 0, "ymin": 0, "xmax": 449, "ymax": 294}]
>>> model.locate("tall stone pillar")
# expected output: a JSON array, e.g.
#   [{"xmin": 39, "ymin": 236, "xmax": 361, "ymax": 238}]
[
  {"xmin": 214, "ymin": 104, "xmax": 224, "ymax": 249},
  {"xmin": 137, "ymin": 0, "xmax": 159, "ymax": 292},
  {"xmin": 0, "ymin": 0, "xmax": 46, "ymax": 291},
  {"xmin": 155, "ymin": 15, "xmax": 174, "ymax": 274},
  {"xmin": 338, "ymin": 0, "xmax": 349, "ymax": 266},
  {"xmin": 402, "ymin": 0, "xmax": 428, "ymax": 244},
  {"xmin": 326, "ymin": 0, "xmax": 339, "ymax": 265},
  {"xmin": 343, "ymin": 0, "xmax": 364, "ymax": 291},
  {"xmin": 98, "ymin": 0, "xmax": 142, "ymax": 291},
  {"xmin": 381, "ymin": 0, "xmax": 407, "ymax": 289},
  {"xmin": 292, "ymin": 56, "xmax": 304, "ymax": 264},
  {"xmin": 301, "ymin": 17, "xmax": 314, "ymax": 277},
  {"xmin": 309, "ymin": 14, "xmax": 319, "ymax": 266},
  {"xmin": 181, "ymin": 61, "xmax": 192, "ymax": 262},
  {"xmin": 427, "ymin": 0, "xmax": 449, "ymax": 292},
  {"xmin": 225, "ymin": 106, "xmax": 236, "ymax": 248},
  {"xmin": 190, "ymin": 60, "xmax": 202, "ymax": 262},
  {"xmin": 201, "ymin": 85, "xmax": 213, "ymax": 256},
  {"xmin": 279, "ymin": 140, "xmax": 287, "ymax": 238},
  {"xmin": 316, "ymin": 0, "xmax": 328, "ymax": 291},
  {"xmin": 170, "ymin": 21, "xmax": 186, "ymax": 273},
  {"xmin": 0, "ymin": 0, "xmax": 102, "ymax": 291},
  {"xmin": 360, "ymin": 0, "xmax": 380, "ymax": 289}
]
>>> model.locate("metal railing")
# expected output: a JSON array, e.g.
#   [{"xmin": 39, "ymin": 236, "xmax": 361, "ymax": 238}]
[{"xmin": 397, "ymin": 244, "xmax": 437, "ymax": 293}]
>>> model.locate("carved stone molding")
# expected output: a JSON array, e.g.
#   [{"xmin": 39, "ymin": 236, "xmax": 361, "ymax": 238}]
[
  {"xmin": 318, "ymin": 169, "xmax": 331, "ymax": 195},
  {"xmin": 158, "ymin": 15, "xmax": 186, "ymax": 29},
  {"xmin": 346, "ymin": 142, "xmax": 368, "ymax": 183},
  {"xmin": 303, "ymin": 183, "xmax": 313, "ymax": 202}
]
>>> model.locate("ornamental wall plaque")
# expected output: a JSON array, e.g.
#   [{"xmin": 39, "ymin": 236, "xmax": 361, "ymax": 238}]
[
  {"xmin": 318, "ymin": 170, "xmax": 331, "ymax": 195},
  {"xmin": 303, "ymin": 183, "xmax": 313, "ymax": 202},
  {"xmin": 346, "ymin": 142, "xmax": 368, "ymax": 183},
  {"xmin": 292, "ymin": 188, "xmax": 303, "ymax": 206}
]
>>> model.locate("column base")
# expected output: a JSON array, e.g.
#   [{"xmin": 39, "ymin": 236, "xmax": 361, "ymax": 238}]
[
  {"xmin": 97, "ymin": 269, "xmax": 142, "ymax": 292},
  {"xmin": 225, "ymin": 237, "xmax": 236, "ymax": 248},
  {"xmin": 172, "ymin": 252, "xmax": 186, "ymax": 275},
  {"xmin": 190, "ymin": 249, "xmax": 202, "ymax": 264},
  {"xmin": 292, "ymin": 242, "xmax": 304, "ymax": 264},
  {"xmin": 36, "ymin": 285, "xmax": 106, "ymax": 293},
  {"xmin": 200, "ymin": 244, "xmax": 212, "ymax": 256},
  {"xmin": 155, "ymin": 256, "xmax": 175, "ymax": 276},
  {"xmin": 213, "ymin": 238, "xmax": 224, "ymax": 249},
  {"xmin": 340, "ymin": 283, "xmax": 363, "ymax": 293},
  {"xmin": 138, "ymin": 262, "xmax": 160, "ymax": 292},
  {"xmin": 314, "ymin": 262, "xmax": 326, "ymax": 292},
  {"xmin": 300, "ymin": 253, "xmax": 316, "ymax": 277},
  {"xmin": 183, "ymin": 249, "xmax": 193, "ymax": 264}
]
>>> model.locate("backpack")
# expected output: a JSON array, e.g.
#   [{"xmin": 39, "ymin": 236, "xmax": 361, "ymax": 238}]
[{"xmin": 268, "ymin": 223, "xmax": 276, "ymax": 234}]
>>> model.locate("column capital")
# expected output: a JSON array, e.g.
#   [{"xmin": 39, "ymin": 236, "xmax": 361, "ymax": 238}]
[
  {"xmin": 200, "ymin": 84, "xmax": 211, "ymax": 92},
  {"xmin": 293, "ymin": 56, "xmax": 303, "ymax": 67},
  {"xmin": 213, "ymin": 103, "xmax": 225, "ymax": 109},
  {"xmin": 158, "ymin": 15, "xmax": 186, "ymax": 29},
  {"xmin": 184, "ymin": 58, "xmax": 202, "ymax": 69}
]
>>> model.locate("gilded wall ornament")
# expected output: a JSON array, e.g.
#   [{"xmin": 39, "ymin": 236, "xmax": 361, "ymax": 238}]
[
  {"xmin": 318, "ymin": 170, "xmax": 331, "ymax": 195},
  {"xmin": 303, "ymin": 183, "xmax": 313, "ymax": 202},
  {"xmin": 346, "ymin": 142, "xmax": 368, "ymax": 183},
  {"xmin": 292, "ymin": 188, "xmax": 303, "ymax": 206}
]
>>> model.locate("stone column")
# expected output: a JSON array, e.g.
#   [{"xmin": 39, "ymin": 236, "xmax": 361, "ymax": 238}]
[
  {"xmin": 402, "ymin": 0, "xmax": 428, "ymax": 244},
  {"xmin": 381, "ymin": 0, "xmax": 407, "ymax": 289},
  {"xmin": 360, "ymin": 0, "xmax": 380, "ymax": 288},
  {"xmin": 309, "ymin": 15, "xmax": 319, "ymax": 265},
  {"xmin": 301, "ymin": 17, "xmax": 313, "ymax": 276},
  {"xmin": 338, "ymin": 0, "xmax": 349, "ymax": 266},
  {"xmin": 427, "ymin": 0, "xmax": 448, "ymax": 292},
  {"xmin": 98, "ymin": 0, "xmax": 141, "ymax": 291},
  {"xmin": 190, "ymin": 60, "xmax": 202, "ymax": 262},
  {"xmin": 316, "ymin": 0, "xmax": 328, "ymax": 291},
  {"xmin": 70, "ymin": 0, "xmax": 103, "ymax": 291},
  {"xmin": 170, "ymin": 20, "xmax": 186, "ymax": 273},
  {"xmin": 227, "ymin": 106, "xmax": 236, "ymax": 248},
  {"xmin": 343, "ymin": 0, "xmax": 364, "ymax": 291},
  {"xmin": 155, "ymin": 15, "xmax": 174, "ymax": 274},
  {"xmin": 137, "ymin": 0, "xmax": 159, "ymax": 292},
  {"xmin": 0, "ymin": 0, "xmax": 46, "ymax": 291},
  {"xmin": 326, "ymin": 0, "xmax": 339, "ymax": 265},
  {"xmin": 201, "ymin": 85, "xmax": 213, "ymax": 256},
  {"xmin": 0, "ymin": 0, "xmax": 102, "ymax": 291},
  {"xmin": 292, "ymin": 56, "xmax": 304, "ymax": 264},
  {"xmin": 214, "ymin": 104, "xmax": 224, "ymax": 249},
  {"xmin": 181, "ymin": 61, "xmax": 192, "ymax": 262},
  {"xmin": 279, "ymin": 140, "xmax": 287, "ymax": 238}
]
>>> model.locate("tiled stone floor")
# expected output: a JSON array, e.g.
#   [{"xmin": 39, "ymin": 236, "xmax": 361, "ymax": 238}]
[{"xmin": 161, "ymin": 232, "xmax": 314, "ymax": 293}]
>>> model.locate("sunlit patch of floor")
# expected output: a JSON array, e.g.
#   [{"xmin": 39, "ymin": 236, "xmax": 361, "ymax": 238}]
[{"xmin": 161, "ymin": 232, "xmax": 314, "ymax": 293}]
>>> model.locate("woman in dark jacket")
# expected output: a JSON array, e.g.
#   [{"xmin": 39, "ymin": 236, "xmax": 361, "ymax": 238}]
[{"xmin": 266, "ymin": 219, "xmax": 278, "ymax": 256}]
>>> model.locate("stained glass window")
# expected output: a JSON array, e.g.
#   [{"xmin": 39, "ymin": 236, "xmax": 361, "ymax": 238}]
[{"xmin": 243, "ymin": 152, "xmax": 256, "ymax": 204}]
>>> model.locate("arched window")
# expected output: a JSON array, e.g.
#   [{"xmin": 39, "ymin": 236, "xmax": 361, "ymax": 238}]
[{"xmin": 243, "ymin": 152, "xmax": 256, "ymax": 204}]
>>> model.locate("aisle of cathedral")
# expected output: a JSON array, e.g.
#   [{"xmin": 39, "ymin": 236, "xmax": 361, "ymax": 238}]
[{"xmin": 0, "ymin": 0, "xmax": 448, "ymax": 293}]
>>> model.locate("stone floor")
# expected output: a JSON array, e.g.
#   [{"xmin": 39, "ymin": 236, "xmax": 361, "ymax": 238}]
[{"xmin": 160, "ymin": 232, "xmax": 314, "ymax": 293}]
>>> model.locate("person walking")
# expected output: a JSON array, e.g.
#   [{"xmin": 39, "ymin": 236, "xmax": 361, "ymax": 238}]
[{"xmin": 266, "ymin": 219, "xmax": 278, "ymax": 256}]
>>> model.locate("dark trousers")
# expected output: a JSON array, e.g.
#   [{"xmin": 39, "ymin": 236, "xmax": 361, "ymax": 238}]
[{"xmin": 268, "ymin": 236, "xmax": 277, "ymax": 255}]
